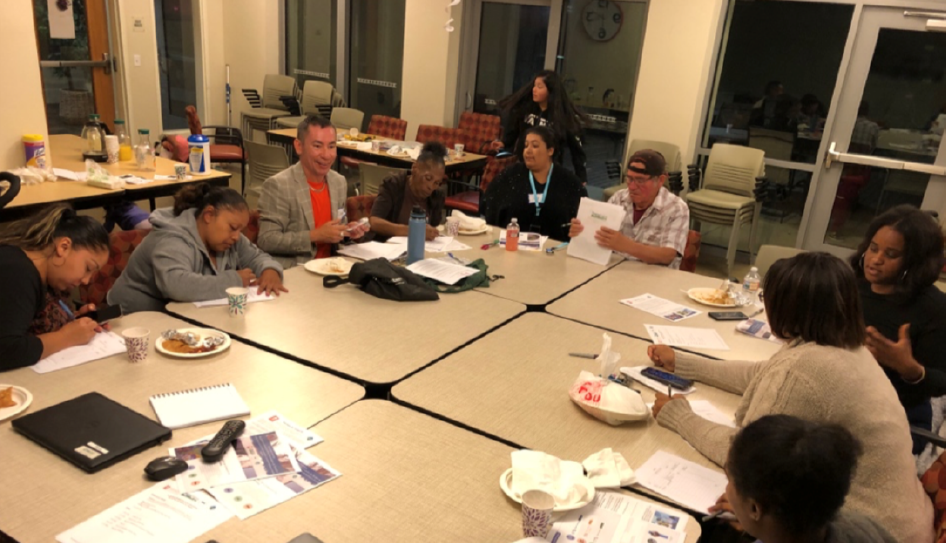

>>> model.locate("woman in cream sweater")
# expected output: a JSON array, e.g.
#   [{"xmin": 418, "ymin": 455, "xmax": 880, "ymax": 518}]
[{"xmin": 650, "ymin": 252, "xmax": 931, "ymax": 543}]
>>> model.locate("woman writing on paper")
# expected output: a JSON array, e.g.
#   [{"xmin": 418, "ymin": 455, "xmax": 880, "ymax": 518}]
[
  {"xmin": 369, "ymin": 142, "xmax": 447, "ymax": 242},
  {"xmin": 482, "ymin": 126, "xmax": 585, "ymax": 241},
  {"xmin": 0, "ymin": 204, "xmax": 110, "ymax": 371},
  {"xmin": 647, "ymin": 252, "xmax": 931, "ymax": 543},
  {"xmin": 108, "ymin": 184, "xmax": 286, "ymax": 314}
]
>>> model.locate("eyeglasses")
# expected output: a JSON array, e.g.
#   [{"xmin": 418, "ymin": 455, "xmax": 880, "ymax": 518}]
[
  {"xmin": 758, "ymin": 291, "xmax": 764, "ymax": 302},
  {"xmin": 626, "ymin": 174, "xmax": 654, "ymax": 185}
]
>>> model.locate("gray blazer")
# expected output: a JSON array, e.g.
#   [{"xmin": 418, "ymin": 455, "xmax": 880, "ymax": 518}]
[{"xmin": 257, "ymin": 163, "xmax": 348, "ymax": 268}]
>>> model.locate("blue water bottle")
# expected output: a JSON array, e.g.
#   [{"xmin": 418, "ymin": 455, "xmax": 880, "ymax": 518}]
[{"xmin": 407, "ymin": 206, "xmax": 426, "ymax": 265}]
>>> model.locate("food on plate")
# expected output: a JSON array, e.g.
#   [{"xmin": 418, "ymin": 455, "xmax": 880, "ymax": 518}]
[
  {"xmin": 159, "ymin": 329, "xmax": 226, "ymax": 354},
  {"xmin": 0, "ymin": 387, "xmax": 16, "ymax": 408},
  {"xmin": 342, "ymin": 134, "xmax": 372, "ymax": 142},
  {"xmin": 693, "ymin": 288, "xmax": 734, "ymax": 306},
  {"xmin": 162, "ymin": 338, "xmax": 219, "ymax": 354},
  {"xmin": 326, "ymin": 259, "xmax": 346, "ymax": 273}
]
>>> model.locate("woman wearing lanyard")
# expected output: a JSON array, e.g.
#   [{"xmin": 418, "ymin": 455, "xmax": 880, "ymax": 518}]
[{"xmin": 482, "ymin": 126, "xmax": 586, "ymax": 240}]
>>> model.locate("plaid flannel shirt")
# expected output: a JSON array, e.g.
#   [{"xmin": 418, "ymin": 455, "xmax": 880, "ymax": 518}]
[{"xmin": 608, "ymin": 186, "xmax": 690, "ymax": 269}]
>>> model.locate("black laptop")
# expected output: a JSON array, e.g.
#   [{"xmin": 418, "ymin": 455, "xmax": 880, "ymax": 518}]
[{"xmin": 12, "ymin": 392, "xmax": 172, "ymax": 473}]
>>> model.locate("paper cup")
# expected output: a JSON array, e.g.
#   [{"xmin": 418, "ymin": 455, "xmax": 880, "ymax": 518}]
[
  {"xmin": 454, "ymin": 143, "xmax": 465, "ymax": 157},
  {"xmin": 105, "ymin": 135, "xmax": 119, "ymax": 164},
  {"xmin": 121, "ymin": 327, "xmax": 150, "ymax": 363},
  {"xmin": 521, "ymin": 490, "xmax": 555, "ymax": 538},
  {"xmin": 174, "ymin": 164, "xmax": 187, "ymax": 180},
  {"xmin": 371, "ymin": 140, "xmax": 381, "ymax": 153},
  {"xmin": 226, "ymin": 287, "xmax": 249, "ymax": 317},
  {"xmin": 445, "ymin": 217, "xmax": 460, "ymax": 237}
]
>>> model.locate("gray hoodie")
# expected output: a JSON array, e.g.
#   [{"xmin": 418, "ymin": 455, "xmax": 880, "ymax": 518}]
[{"xmin": 107, "ymin": 208, "xmax": 283, "ymax": 313}]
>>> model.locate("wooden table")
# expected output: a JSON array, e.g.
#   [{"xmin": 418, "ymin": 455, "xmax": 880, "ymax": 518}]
[
  {"xmin": 548, "ymin": 260, "xmax": 782, "ymax": 361},
  {"xmin": 267, "ymin": 129, "xmax": 489, "ymax": 174},
  {"xmin": 204, "ymin": 400, "xmax": 701, "ymax": 543},
  {"xmin": 1, "ymin": 135, "xmax": 230, "ymax": 217},
  {"xmin": 167, "ymin": 266, "xmax": 525, "ymax": 388},
  {"xmin": 447, "ymin": 229, "xmax": 624, "ymax": 307},
  {"xmin": 0, "ymin": 311, "xmax": 365, "ymax": 543},
  {"xmin": 392, "ymin": 313, "xmax": 738, "ymax": 507}
]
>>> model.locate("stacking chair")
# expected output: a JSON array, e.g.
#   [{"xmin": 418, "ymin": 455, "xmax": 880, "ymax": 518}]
[
  {"xmin": 244, "ymin": 140, "xmax": 290, "ymax": 199},
  {"xmin": 358, "ymin": 163, "xmax": 407, "ymax": 196},
  {"xmin": 184, "ymin": 106, "xmax": 247, "ymax": 192},
  {"xmin": 331, "ymin": 107, "xmax": 365, "ymax": 133},
  {"xmin": 754, "ymin": 244, "xmax": 804, "ymax": 277},
  {"xmin": 457, "ymin": 112, "xmax": 501, "ymax": 154},
  {"xmin": 604, "ymin": 139, "xmax": 684, "ymax": 201},
  {"xmin": 275, "ymin": 80, "xmax": 335, "ymax": 129},
  {"xmin": 415, "ymin": 125, "xmax": 462, "ymax": 148},
  {"xmin": 685, "ymin": 143, "xmax": 766, "ymax": 279},
  {"xmin": 444, "ymin": 155, "xmax": 517, "ymax": 214},
  {"xmin": 78, "ymin": 229, "xmax": 151, "ymax": 306},
  {"xmin": 346, "ymin": 195, "xmax": 377, "ymax": 222},
  {"xmin": 241, "ymin": 74, "xmax": 298, "ymax": 138},
  {"xmin": 367, "ymin": 115, "xmax": 408, "ymax": 140}
]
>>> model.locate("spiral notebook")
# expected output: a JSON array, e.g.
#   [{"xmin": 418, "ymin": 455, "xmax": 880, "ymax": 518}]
[{"xmin": 149, "ymin": 384, "xmax": 250, "ymax": 429}]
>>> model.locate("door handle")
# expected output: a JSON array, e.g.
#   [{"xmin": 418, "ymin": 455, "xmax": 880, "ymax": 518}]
[{"xmin": 825, "ymin": 142, "xmax": 945, "ymax": 175}]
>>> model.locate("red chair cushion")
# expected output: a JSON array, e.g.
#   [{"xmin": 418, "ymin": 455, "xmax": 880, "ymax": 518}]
[
  {"xmin": 340, "ymin": 156, "xmax": 365, "ymax": 169},
  {"xmin": 445, "ymin": 191, "xmax": 480, "ymax": 213},
  {"xmin": 367, "ymin": 115, "xmax": 408, "ymax": 141},
  {"xmin": 416, "ymin": 125, "xmax": 462, "ymax": 148},
  {"xmin": 209, "ymin": 144, "xmax": 245, "ymax": 161},
  {"xmin": 458, "ymin": 112, "xmax": 501, "ymax": 154},
  {"xmin": 346, "ymin": 195, "xmax": 377, "ymax": 222}
]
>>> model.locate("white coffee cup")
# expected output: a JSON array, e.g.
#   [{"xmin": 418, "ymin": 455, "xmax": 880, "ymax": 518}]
[{"xmin": 454, "ymin": 143, "xmax": 465, "ymax": 157}]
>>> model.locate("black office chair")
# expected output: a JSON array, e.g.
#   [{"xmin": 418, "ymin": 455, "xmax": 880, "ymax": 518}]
[{"xmin": 0, "ymin": 172, "xmax": 21, "ymax": 210}]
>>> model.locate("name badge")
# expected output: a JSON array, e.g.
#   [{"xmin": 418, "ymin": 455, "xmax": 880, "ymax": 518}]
[{"xmin": 528, "ymin": 194, "xmax": 546, "ymax": 204}]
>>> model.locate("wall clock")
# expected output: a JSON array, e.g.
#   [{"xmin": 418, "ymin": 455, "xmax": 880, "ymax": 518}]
[{"xmin": 582, "ymin": 0, "xmax": 623, "ymax": 42}]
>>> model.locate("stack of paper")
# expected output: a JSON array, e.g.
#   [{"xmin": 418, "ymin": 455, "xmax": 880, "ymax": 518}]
[
  {"xmin": 338, "ymin": 241, "xmax": 407, "ymax": 261},
  {"xmin": 567, "ymin": 197, "xmax": 626, "ymax": 265},
  {"xmin": 386, "ymin": 236, "xmax": 464, "ymax": 253},
  {"xmin": 406, "ymin": 259, "xmax": 478, "ymax": 285}
]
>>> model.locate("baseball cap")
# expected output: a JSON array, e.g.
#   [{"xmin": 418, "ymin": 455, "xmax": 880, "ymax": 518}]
[{"xmin": 627, "ymin": 149, "xmax": 667, "ymax": 177}]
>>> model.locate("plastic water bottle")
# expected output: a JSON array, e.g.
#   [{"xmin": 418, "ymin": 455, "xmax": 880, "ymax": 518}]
[
  {"xmin": 407, "ymin": 206, "xmax": 426, "ymax": 265},
  {"xmin": 506, "ymin": 218, "xmax": 520, "ymax": 252},
  {"xmin": 742, "ymin": 266, "xmax": 761, "ymax": 297},
  {"xmin": 135, "ymin": 129, "xmax": 155, "ymax": 171}
]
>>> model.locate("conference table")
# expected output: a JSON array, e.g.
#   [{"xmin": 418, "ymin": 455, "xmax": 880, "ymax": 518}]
[
  {"xmin": 448, "ymin": 229, "xmax": 624, "ymax": 307},
  {"xmin": 167, "ymin": 265, "xmax": 525, "ymax": 389},
  {"xmin": 0, "ymin": 311, "xmax": 365, "ymax": 543},
  {"xmin": 548, "ymin": 260, "xmax": 783, "ymax": 361},
  {"xmin": 392, "ymin": 313, "xmax": 740, "ymax": 510},
  {"xmin": 1, "ymin": 134, "xmax": 230, "ymax": 218},
  {"xmin": 266, "ymin": 128, "xmax": 489, "ymax": 174}
]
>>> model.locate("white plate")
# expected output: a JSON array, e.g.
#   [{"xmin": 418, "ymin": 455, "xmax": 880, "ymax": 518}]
[
  {"xmin": 304, "ymin": 257, "xmax": 356, "ymax": 276},
  {"xmin": 386, "ymin": 150, "xmax": 410, "ymax": 158},
  {"xmin": 686, "ymin": 287, "xmax": 745, "ymax": 308},
  {"xmin": 156, "ymin": 328, "xmax": 231, "ymax": 359},
  {"xmin": 0, "ymin": 385, "xmax": 33, "ymax": 422},
  {"xmin": 458, "ymin": 225, "xmax": 490, "ymax": 236},
  {"xmin": 499, "ymin": 468, "xmax": 595, "ymax": 513}
]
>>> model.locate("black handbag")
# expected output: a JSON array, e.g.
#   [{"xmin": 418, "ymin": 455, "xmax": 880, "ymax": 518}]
[{"xmin": 323, "ymin": 258, "xmax": 439, "ymax": 302}]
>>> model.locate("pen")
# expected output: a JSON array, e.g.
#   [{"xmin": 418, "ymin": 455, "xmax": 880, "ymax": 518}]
[
  {"xmin": 560, "ymin": 223, "xmax": 572, "ymax": 228},
  {"xmin": 701, "ymin": 510, "xmax": 738, "ymax": 522},
  {"xmin": 58, "ymin": 300, "xmax": 75, "ymax": 321},
  {"xmin": 569, "ymin": 352, "xmax": 597, "ymax": 359},
  {"xmin": 668, "ymin": 385, "xmax": 672, "ymax": 397},
  {"xmin": 545, "ymin": 241, "xmax": 569, "ymax": 255},
  {"xmin": 746, "ymin": 307, "xmax": 764, "ymax": 319}
]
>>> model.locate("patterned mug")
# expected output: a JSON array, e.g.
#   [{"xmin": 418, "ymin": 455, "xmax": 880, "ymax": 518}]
[
  {"xmin": 445, "ymin": 217, "xmax": 460, "ymax": 237},
  {"xmin": 121, "ymin": 327, "xmax": 150, "ymax": 363},
  {"xmin": 226, "ymin": 287, "xmax": 249, "ymax": 317},
  {"xmin": 521, "ymin": 490, "xmax": 555, "ymax": 538}
]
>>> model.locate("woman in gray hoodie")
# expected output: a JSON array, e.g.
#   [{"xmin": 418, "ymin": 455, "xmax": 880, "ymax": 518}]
[{"xmin": 108, "ymin": 184, "xmax": 285, "ymax": 313}]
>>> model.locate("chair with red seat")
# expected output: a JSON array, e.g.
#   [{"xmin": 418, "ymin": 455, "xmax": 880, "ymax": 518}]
[
  {"xmin": 184, "ymin": 105, "xmax": 247, "ymax": 192},
  {"xmin": 444, "ymin": 155, "xmax": 517, "ymax": 214},
  {"xmin": 78, "ymin": 229, "xmax": 151, "ymax": 306},
  {"xmin": 346, "ymin": 195, "xmax": 377, "ymax": 222},
  {"xmin": 458, "ymin": 112, "xmax": 501, "ymax": 155},
  {"xmin": 415, "ymin": 125, "xmax": 462, "ymax": 148},
  {"xmin": 367, "ymin": 115, "xmax": 408, "ymax": 140},
  {"xmin": 679, "ymin": 231, "xmax": 702, "ymax": 273}
]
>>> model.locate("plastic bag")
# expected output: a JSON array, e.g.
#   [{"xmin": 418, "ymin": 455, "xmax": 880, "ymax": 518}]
[{"xmin": 568, "ymin": 334, "xmax": 648, "ymax": 426}]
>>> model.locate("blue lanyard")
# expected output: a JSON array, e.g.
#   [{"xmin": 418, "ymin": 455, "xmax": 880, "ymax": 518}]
[{"xmin": 528, "ymin": 165, "xmax": 554, "ymax": 217}]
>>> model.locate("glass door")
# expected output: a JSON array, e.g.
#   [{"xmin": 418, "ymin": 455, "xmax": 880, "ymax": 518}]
[
  {"xmin": 802, "ymin": 7, "xmax": 946, "ymax": 254},
  {"xmin": 34, "ymin": 0, "xmax": 118, "ymax": 134},
  {"xmin": 457, "ymin": 0, "xmax": 561, "ymax": 117}
]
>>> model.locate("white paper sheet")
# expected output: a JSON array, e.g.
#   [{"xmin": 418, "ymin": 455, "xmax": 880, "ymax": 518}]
[
  {"xmin": 386, "ymin": 236, "xmax": 459, "ymax": 253},
  {"xmin": 47, "ymin": 0, "xmax": 76, "ymax": 40},
  {"xmin": 245, "ymin": 410, "xmax": 323, "ymax": 449},
  {"xmin": 170, "ymin": 431, "xmax": 300, "ymax": 493},
  {"xmin": 620, "ymin": 294, "xmax": 701, "ymax": 322},
  {"xmin": 499, "ymin": 230, "xmax": 548, "ymax": 251},
  {"xmin": 52, "ymin": 168, "xmax": 86, "ymax": 181},
  {"xmin": 634, "ymin": 451, "xmax": 728, "ymax": 514},
  {"xmin": 620, "ymin": 366, "xmax": 696, "ymax": 395},
  {"xmin": 193, "ymin": 289, "xmax": 275, "ymax": 307},
  {"xmin": 546, "ymin": 490, "xmax": 687, "ymax": 543},
  {"xmin": 56, "ymin": 484, "xmax": 232, "ymax": 543},
  {"xmin": 645, "ymin": 400, "xmax": 735, "ymax": 428},
  {"xmin": 567, "ymin": 197, "xmax": 626, "ymax": 265},
  {"xmin": 32, "ymin": 332, "xmax": 126, "ymax": 374},
  {"xmin": 406, "ymin": 258, "xmax": 478, "ymax": 285},
  {"xmin": 644, "ymin": 325, "xmax": 730, "ymax": 351},
  {"xmin": 338, "ymin": 241, "xmax": 407, "ymax": 261}
]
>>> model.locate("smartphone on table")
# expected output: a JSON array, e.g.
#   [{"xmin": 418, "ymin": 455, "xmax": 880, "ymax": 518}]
[{"xmin": 708, "ymin": 311, "xmax": 748, "ymax": 321}]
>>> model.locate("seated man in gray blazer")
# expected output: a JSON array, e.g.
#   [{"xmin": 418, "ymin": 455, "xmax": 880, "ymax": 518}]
[{"xmin": 257, "ymin": 115, "xmax": 367, "ymax": 268}]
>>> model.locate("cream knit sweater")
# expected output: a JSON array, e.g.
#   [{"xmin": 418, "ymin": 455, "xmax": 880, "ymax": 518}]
[{"xmin": 656, "ymin": 341, "xmax": 932, "ymax": 543}]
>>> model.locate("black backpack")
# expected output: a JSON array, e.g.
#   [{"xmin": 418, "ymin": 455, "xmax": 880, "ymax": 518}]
[{"xmin": 323, "ymin": 258, "xmax": 439, "ymax": 302}]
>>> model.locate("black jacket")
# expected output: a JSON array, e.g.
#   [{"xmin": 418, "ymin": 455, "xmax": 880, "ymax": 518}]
[{"xmin": 501, "ymin": 103, "xmax": 587, "ymax": 183}]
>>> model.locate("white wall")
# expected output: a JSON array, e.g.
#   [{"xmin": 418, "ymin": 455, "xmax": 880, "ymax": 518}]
[
  {"xmin": 0, "ymin": 0, "xmax": 49, "ymax": 168},
  {"xmin": 627, "ymin": 0, "xmax": 726, "ymax": 166},
  {"xmin": 221, "ymin": 0, "xmax": 281, "ymax": 136}
]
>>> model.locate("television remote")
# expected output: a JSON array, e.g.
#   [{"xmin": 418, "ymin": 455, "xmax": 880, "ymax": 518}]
[{"xmin": 200, "ymin": 420, "xmax": 246, "ymax": 463}]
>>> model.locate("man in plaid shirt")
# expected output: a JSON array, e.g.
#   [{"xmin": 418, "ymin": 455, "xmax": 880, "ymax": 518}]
[{"xmin": 569, "ymin": 150, "xmax": 689, "ymax": 268}]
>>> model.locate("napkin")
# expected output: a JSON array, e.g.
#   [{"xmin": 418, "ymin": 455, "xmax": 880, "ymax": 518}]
[
  {"xmin": 581, "ymin": 448, "xmax": 635, "ymax": 488},
  {"xmin": 450, "ymin": 210, "xmax": 486, "ymax": 231},
  {"xmin": 406, "ymin": 146, "xmax": 421, "ymax": 160},
  {"xmin": 510, "ymin": 450, "xmax": 592, "ymax": 508}
]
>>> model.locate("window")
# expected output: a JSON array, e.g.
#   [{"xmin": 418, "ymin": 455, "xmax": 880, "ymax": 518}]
[
  {"xmin": 349, "ymin": 0, "xmax": 405, "ymax": 121},
  {"xmin": 155, "ymin": 0, "xmax": 198, "ymax": 130},
  {"xmin": 286, "ymin": 0, "xmax": 338, "ymax": 88}
]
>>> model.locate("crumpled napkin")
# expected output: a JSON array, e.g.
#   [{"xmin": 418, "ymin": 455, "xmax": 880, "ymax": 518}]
[
  {"xmin": 450, "ymin": 209, "xmax": 486, "ymax": 231},
  {"xmin": 510, "ymin": 450, "xmax": 593, "ymax": 508},
  {"xmin": 581, "ymin": 448, "xmax": 635, "ymax": 488},
  {"xmin": 406, "ymin": 146, "xmax": 421, "ymax": 160}
]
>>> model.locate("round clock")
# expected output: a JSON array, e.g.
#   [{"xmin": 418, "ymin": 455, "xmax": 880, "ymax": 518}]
[{"xmin": 582, "ymin": 0, "xmax": 623, "ymax": 42}]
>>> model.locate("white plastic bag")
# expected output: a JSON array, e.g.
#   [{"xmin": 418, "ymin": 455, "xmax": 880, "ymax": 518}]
[{"xmin": 567, "ymin": 334, "xmax": 648, "ymax": 426}]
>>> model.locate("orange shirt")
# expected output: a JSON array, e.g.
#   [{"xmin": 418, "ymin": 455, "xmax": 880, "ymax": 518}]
[{"xmin": 308, "ymin": 179, "xmax": 333, "ymax": 259}]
